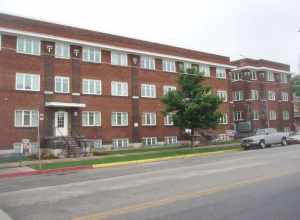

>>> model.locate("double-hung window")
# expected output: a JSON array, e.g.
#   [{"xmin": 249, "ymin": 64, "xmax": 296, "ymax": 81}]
[
  {"xmin": 141, "ymin": 84, "xmax": 156, "ymax": 98},
  {"xmin": 232, "ymin": 72, "xmax": 241, "ymax": 81},
  {"xmin": 165, "ymin": 136, "xmax": 177, "ymax": 145},
  {"xmin": 111, "ymin": 81, "xmax": 128, "ymax": 96},
  {"xmin": 82, "ymin": 111, "xmax": 101, "ymax": 126},
  {"xmin": 280, "ymin": 73, "xmax": 288, "ymax": 83},
  {"xmin": 164, "ymin": 113, "xmax": 174, "ymax": 126},
  {"xmin": 16, "ymin": 73, "xmax": 40, "ymax": 91},
  {"xmin": 142, "ymin": 137, "xmax": 158, "ymax": 146},
  {"xmin": 183, "ymin": 62, "xmax": 192, "ymax": 72},
  {"xmin": 250, "ymin": 90, "xmax": 259, "ymax": 100},
  {"xmin": 199, "ymin": 64, "xmax": 210, "ymax": 77},
  {"xmin": 82, "ymin": 79, "xmax": 101, "ymax": 95},
  {"xmin": 162, "ymin": 59, "xmax": 176, "ymax": 72},
  {"xmin": 233, "ymin": 91, "xmax": 244, "ymax": 101},
  {"xmin": 266, "ymin": 71, "xmax": 274, "ymax": 81},
  {"xmin": 15, "ymin": 110, "xmax": 39, "ymax": 127},
  {"xmin": 17, "ymin": 37, "xmax": 40, "ymax": 55},
  {"xmin": 282, "ymin": 111, "xmax": 289, "ymax": 120},
  {"xmin": 233, "ymin": 111, "xmax": 243, "ymax": 121},
  {"xmin": 55, "ymin": 42, "xmax": 70, "ymax": 59},
  {"xmin": 219, "ymin": 113, "xmax": 228, "ymax": 124},
  {"xmin": 55, "ymin": 76, "xmax": 70, "ymax": 93},
  {"xmin": 216, "ymin": 90, "xmax": 228, "ymax": 102},
  {"xmin": 250, "ymin": 71, "xmax": 257, "ymax": 80},
  {"xmin": 216, "ymin": 67, "xmax": 226, "ymax": 79},
  {"xmin": 142, "ymin": 112, "xmax": 156, "ymax": 126},
  {"xmin": 268, "ymin": 90, "xmax": 276, "ymax": 101},
  {"xmin": 112, "ymin": 139, "xmax": 129, "ymax": 148},
  {"xmin": 252, "ymin": 111, "xmax": 259, "ymax": 120},
  {"xmin": 111, "ymin": 51, "xmax": 128, "ymax": 66},
  {"xmin": 269, "ymin": 111, "xmax": 277, "ymax": 120},
  {"xmin": 163, "ymin": 85, "xmax": 176, "ymax": 95},
  {"xmin": 82, "ymin": 47, "xmax": 101, "ymax": 63},
  {"xmin": 281, "ymin": 92, "xmax": 289, "ymax": 101},
  {"xmin": 140, "ymin": 56, "xmax": 155, "ymax": 70},
  {"xmin": 112, "ymin": 112, "xmax": 128, "ymax": 126}
]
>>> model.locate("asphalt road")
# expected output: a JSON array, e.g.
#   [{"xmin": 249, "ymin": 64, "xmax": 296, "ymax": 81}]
[{"xmin": 0, "ymin": 145, "xmax": 300, "ymax": 220}]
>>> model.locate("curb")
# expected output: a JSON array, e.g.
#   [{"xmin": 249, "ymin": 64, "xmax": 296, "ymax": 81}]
[
  {"xmin": 0, "ymin": 165, "xmax": 91, "ymax": 179},
  {"xmin": 92, "ymin": 149, "xmax": 241, "ymax": 169}
]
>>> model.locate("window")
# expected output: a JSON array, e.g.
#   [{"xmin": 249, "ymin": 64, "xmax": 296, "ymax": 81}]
[
  {"xmin": 55, "ymin": 42, "xmax": 70, "ymax": 59},
  {"xmin": 82, "ymin": 111, "xmax": 101, "ymax": 127},
  {"xmin": 232, "ymin": 72, "xmax": 242, "ymax": 81},
  {"xmin": 282, "ymin": 111, "xmax": 289, "ymax": 120},
  {"xmin": 141, "ymin": 84, "xmax": 156, "ymax": 98},
  {"xmin": 112, "ymin": 138, "xmax": 129, "ymax": 149},
  {"xmin": 164, "ymin": 113, "xmax": 174, "ymax": 126},
  {"xmin": 250, "ymin": 71, "xmax": 257, "ymax": 80},
  {"xmin": 82, "ymin": 79, "xmax": 101, "ymax": 95},
  {"xmin": 111, "ymin": 81, "xmax": 128, "ymax": 96},
  {"xmin": 112, "ymin": 112, "xmax": 128, "ymax": 126},
  {"xmin": 216, "ymin": 90, "xmax": 228, "ymax": 102},
  {"xmin": 140, "ymin": 56, "xmax": 155, "ymax": 70},
  {"xmin": 268, "ymin": 90, "xmax": 276, "ymax": 101},
  {"xmin": 250, "ymin": 90, "xmax": 259, "ymax": 100},
  {"xmin": 142, "ymin": 137, "xmax": 158, "ymax": 146},
  {"xmin": 252, "ymin": 111, "xmax": 259, "ymax": 120},
  {"xmin": 233, "ymin": 91, "xmax": 244, "ymax": 101},
  {"xmin": 16, "ymin": 73, "xmax": 40, "ymax": 91},
  {"xmin": 183, "ymin": 62, "xmax": 192, "ymax": 72},
  {"xmin": 216, "ymin": 67, "xmax": 226, "ymax": 79},
  {"xmin": 111, "ymin": 51, "xmax": 128, "ymax": 66},
  {"xmin": 142, "ymin": 112, "xmax": 156, "ymax": 126},
  {"xmin": 219, "ymin": 113, "xmax": 228, "ymax": 124},
  {"xmin": 280, "ymin": 73, "xmax": 288, "ymax": 83},
  {"xmin": 55, "ymin": 76, "xmax": 70, "ymax": 93},
  {"xmin": 163, "ymin": 85, "xmax": 176, "ymax": 95},
  {"xmin": 16, "ymin": 37, "xmax": 40, "ymax": 55},
  {"xmin": 283, "ymin": 127, "xmax": 290, "ymax": 132},
  {"xmin": 162, "ymin": 59, "xmax": 176, "ymax": 72},
  {"xmin": 266, "ymin": 71, "xmax": 274, "ymax": 81},
  {"xmin": 269, "ymin": 111, "xmax": 277, "ymax": 120},
  {"xmin": 281, "ymin": 92, "xmax": 289, "ymax": 101},
  {"xmin": 233, "ymin": 111, "xmax": 243, "ymax": 121},
  {"xmin": 199, "ymin": 64, "xmax": 210, "ymax": 77},
  {"xmin": 82, "ymin": 47, "xmax": 101, "ymax": 63},
  {"xmin": 165, "ymin": 136, "xmax": 178, "ymax": 145},
  {"xmin": 15, "ymin": 110, "xmax": 39, "ymax": 127}
]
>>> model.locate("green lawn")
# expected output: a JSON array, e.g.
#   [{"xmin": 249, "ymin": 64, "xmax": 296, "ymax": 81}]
[{"xmin": 31, "ymin": 146, "xmax": 241, "ymax": 170}]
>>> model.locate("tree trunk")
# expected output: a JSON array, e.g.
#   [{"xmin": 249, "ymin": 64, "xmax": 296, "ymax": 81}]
[{"xmin": 190, "ymin": 128, "xmax": 194, "ymax": 149}]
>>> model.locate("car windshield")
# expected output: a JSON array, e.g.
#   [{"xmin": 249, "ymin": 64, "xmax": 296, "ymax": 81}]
[{"xmin": 256, "ymin": 129, "xmax": 266, "ymax": 135}]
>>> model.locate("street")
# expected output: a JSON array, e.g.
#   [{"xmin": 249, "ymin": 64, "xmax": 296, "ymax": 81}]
[{"xmin": 0, "ymin": 145, "xmax": 300, "ymax": 220}]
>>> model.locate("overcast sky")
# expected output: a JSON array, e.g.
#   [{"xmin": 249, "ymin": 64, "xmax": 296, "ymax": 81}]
[{"xmin": 1, "ymin": 0, "xmax": 300, "ymax": 72}]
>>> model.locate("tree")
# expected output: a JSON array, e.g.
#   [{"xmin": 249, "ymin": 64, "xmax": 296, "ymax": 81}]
[{"xmin": 161, "ymin": 68, "xmax": 222, "ymax": 147}]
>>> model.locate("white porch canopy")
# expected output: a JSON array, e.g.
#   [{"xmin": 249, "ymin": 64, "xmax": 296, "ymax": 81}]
[{"xmin": 45, "ymin": 102, "xmax": 86, "ymax": 108}]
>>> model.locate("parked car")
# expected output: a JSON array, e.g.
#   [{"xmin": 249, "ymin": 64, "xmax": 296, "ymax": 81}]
[
  {"xmin": 287, "ymin": 133, "xmax": 300, "ymax": 145},
  {"xmin": 241, "ymin": 128, "xmax": 289, "ymax": 149}
]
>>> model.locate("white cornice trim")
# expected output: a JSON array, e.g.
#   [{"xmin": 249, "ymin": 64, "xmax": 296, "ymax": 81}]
[
  {"xmin": 45, "ymin": 102, "xmax": 86, "ymax": 108},
  {"xmin": 0, "ymin": 27, "xmax": 235, "ymax": 69},
  {"xmin": 231, "ymin": 66, "xmax": 292, "ymax": 74}
]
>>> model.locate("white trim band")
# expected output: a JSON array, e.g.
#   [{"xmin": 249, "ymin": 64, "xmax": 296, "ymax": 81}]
[
  {"xmin": 132, "ymin": 96, "xmax": 139, "ymax": 99},
  {"xmin": 72, "ymin": 93, "xmax": 80, "ymax": 96},
  {"xmin": 44, "ymin": 91, "xmax": 53, "ymax": 95},
  {"xmin": 45, "ymin": 102, "xmax": 86, "ymax": 108},
  {"xmin": 232, "ymin": 66, "xmax": 292, "ymax": 74}
]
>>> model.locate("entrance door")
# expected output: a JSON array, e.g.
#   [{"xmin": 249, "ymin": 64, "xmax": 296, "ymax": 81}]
[{"xmin": 54, "ymin": 111, "xmax": 68, "ymax": 136}]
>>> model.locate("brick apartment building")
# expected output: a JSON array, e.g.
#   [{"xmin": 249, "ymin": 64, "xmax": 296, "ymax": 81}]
[
  {"xmin": 0, "ymin": 13, "xmax": 236, "ymax": 154},
  {"xmin": 230, "ymin": 58, "xmax": 293, "ymax": 135}
]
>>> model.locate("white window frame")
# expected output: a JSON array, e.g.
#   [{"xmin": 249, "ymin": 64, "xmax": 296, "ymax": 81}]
[
  {"xmin": 280, "ymin": 73, "xmax": 288, "ymax": 83},
  {"xmin": 162, "ymin": 59, "xmax": 176, "ymax": 73},
  {"xmin": 82, "ymin": 79, "xmax": 102, "ymax": 95},
  {"xmin": 82, "ymin": 47, "xmax": 101, "ymax": 63},
  {"xmin": 111, "ymin": 81, "xmax": 128, "ymax": 96},
  {"xmin": 15, "ymin": 73, "xmax": 40, "ymax": 91},
  {"xmin": 140, "ymin": 56, "xmax": 155, "ymax": 70},
  {"xmin": 55, "ymin": 42, "xmax": 70, "ymax": 59},
  {"xmin": 164, "ymin": 113, "xmax": 174, "ymax": 126},
  {"xmin": 112, "ymin": 138, "xmax": 129, "ymax": 148},
  {"xmin": 250, "ymin": 71, "xmax": 257, "ymax": 80},
  {"xmin": 219, "ymin": 113, "xmax": 228, "ymax": 124},
  {"xmin": 266, "ymin": 71, "xmax": 274, "ymax": 81},
  {"xmin": 142, "ymin": 137, "xmax": 158, "ymax": 146},
  {"xmin": 82, "ymin": 111, "xmax": 101, "ymax": 127},
  {"xmin": 164, "ymin": 136, "xmax": 178, "ymax": 145},
  {"xmin": 183, "ymin": 62, "xmax": 192, "ymax": 72},
  {"xmin": 233, "ymin": 91, "xmax": 244, "ymax": 101},
  {"xmin": 199, "ymin": 64, "xmax": 210, "ymax": 77},
  {"xmin": 282, "ymin": 111, "xmax": 289, "ymax": 121},
  {"xmin": 216, "ymin": 67, "xmax": 226, "ymax": 79},
  {"xmin": 163, "ymin": 85, "xmax": 176, "ymax": 95},
  {"xmin": 111, "ymin": 112, "xmax": 128, "ymax": 126},
  {"xmin": 55, "ymin": 76, "xmax": 70, "ymax": 94},
  {"xmin": 111, "ymin": 51, "xmax": 128, "ymax": 66},
  {"xmin": 15, "ymin": 110, "xmax": 39, "ymax": 127},
  {"xmin": 250, "ymin": 90, "xmax": 259, "ymax": 100},
  {"xmin": 252, "ymin": 111, "xmax": 259, "ymax": 120},
  {"xmin": 281, "ymin": 92, "xmax": 289, "ymax": 101},
  {"xmin": 142, "ymin": 112, "xmax": 157, "ymax": 126},
  {"xmin": 16, "ymin": 36, "xmax": 41, "ymax": 56},
  {"xmin": 233, "ymin": 111, "xmax": 243, "ymax": 121},
  {"xmin": 268, "ymin": 90, "xmax": 276, "ymax": 101},
  {"xmin": 269, "ymin": 111, "xmax": 277, "ymax": 120},
  {"xmin": 216, "ymin": 90, "xmax": 228, "ymax": 102},
  {"xmin": 141, "ymin": 84, "xmax": 156, "ymax": 98},
  {"xmin": 232, "ymin": 72, "xmax": 241, "ymax": 81}
]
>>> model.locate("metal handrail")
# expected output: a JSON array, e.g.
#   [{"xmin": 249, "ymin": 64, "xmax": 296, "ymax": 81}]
[{"xmin": 55, "ymin": 127, "xmax": 71, "ymax": 157}]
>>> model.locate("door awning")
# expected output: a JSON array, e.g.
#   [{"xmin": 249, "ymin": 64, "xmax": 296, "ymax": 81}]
[{"xmin": 45, "ymin": 102, "xmax": 86, "ymax": 108}]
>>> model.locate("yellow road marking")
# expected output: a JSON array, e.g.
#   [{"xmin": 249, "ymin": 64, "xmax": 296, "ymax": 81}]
[
  {"xmin": 73, "ymin": 170, "xmax": 297, "ymax": 220},
  {"xmin": 92, "ymin": 149, "xmax": 241, "ymax": 169}
]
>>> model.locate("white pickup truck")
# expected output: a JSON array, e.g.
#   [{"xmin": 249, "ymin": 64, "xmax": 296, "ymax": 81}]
[{"xmin": 241, "ymin": 128, "xmax": 289, "ymax": 149}]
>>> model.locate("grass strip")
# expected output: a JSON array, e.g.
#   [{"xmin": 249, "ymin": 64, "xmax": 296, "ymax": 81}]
[{"xmin": 31, "ymin": 146, "xmax": 241, "ymax": 170}]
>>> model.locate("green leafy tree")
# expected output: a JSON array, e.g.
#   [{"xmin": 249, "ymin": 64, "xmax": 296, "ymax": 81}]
[{"xmin": 161, "ymin": 68, "xmax": 222, "ymax": 147}]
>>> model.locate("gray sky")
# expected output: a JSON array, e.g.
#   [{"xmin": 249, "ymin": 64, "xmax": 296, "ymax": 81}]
[{"xmin": 1, "ymin": 0, "xmax": 300, "ymax": 72}]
